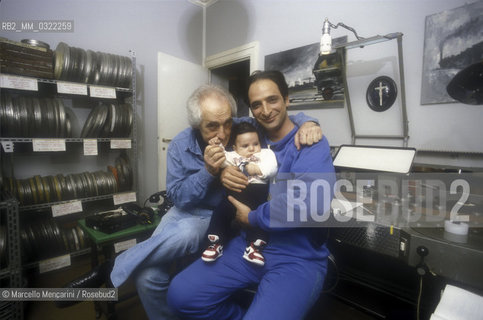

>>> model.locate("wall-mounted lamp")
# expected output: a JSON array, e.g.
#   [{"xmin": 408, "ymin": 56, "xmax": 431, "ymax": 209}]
[{"xmin": 320, "ymin": 18, "xmax": 364, "ymax": 55}]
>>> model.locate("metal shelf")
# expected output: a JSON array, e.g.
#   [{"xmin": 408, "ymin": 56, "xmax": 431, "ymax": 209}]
[
  {"xmin": 0, "ymin": 73, "xmax": 133, "ymax": 93},
  {"xmin": 0, "ymin": 137, "xmax": 133, "ymax": 143},
  {"xmin": 18, "ymin": 192, "xmax": 136, "ymax": 212},
  {"xmin": 21, "ymin": 247, "xmax": 91, "ymax": 271},
  {"xmin": 0, "ymin": 198, "xmax": 22, "ymax": 290}
]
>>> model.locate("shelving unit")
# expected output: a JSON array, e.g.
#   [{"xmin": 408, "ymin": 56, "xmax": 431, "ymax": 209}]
[
  {"xmin": 0, "ymin": 40, "xmax": 138, "ymax": 306},
  {"xmin": 0, "ymin": 196, "xmax": 23, "ymax": 320}
]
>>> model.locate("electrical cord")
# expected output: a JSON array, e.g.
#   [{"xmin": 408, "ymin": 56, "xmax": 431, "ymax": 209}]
[
  {"xmin": 143, "ymin": 197, "xmax": 150, "ymax": 208},
  {"xmin": 417, "ymin": 275, "xmax": 423, "ymax": 320},
  {"xmin": 321, "ymin": 254, "xmax": 339, "ymax": 293}
]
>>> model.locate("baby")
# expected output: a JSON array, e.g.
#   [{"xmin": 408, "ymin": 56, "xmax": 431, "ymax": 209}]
[{"xmin": 202, "ymin": 122, "xmax": 277, "ymax": 266}]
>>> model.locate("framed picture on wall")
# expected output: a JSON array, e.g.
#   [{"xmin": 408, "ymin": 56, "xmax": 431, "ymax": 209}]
[
  {"xmin": 264, "ymin": 36, "xmax": 347, "ymax": 110},
  {"xmin": 420, "ymin": 1, "xmax": 483, "ymax": 105}
]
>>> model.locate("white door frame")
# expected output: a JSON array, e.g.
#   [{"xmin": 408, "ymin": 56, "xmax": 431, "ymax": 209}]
[{"xmin": 205, "ymin": 41, "xmax": 260, "ymax": 75}]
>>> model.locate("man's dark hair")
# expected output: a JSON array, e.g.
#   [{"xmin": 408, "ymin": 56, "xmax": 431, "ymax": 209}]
[
  {"xmin": 247, "ymin": 70, "xmax": 289, "ymax": 101},
  {"xmin": 229, "ymin": 121, "xmax": 260, "ymax": 146}
]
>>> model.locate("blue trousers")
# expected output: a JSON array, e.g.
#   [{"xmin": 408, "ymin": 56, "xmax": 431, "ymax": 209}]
[
  {"xmin": 110, "ymin": 206, "xmax": 212, "ymax": 320},
  {"xmin": 167, "ymin": 236, "xmax": 327, "ymax": 320}
]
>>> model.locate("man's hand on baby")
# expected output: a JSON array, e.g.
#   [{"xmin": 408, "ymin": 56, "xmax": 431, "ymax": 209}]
[
  {"xmin": 204, "ymin": 138, "xmax": 225, "ymax": 176},
  {"xmin": 221, "ymin": 166, "xmax": 248, "ymax": 193},
  {"xmin": 228, "ymin": 196, "xmax": 250, "ymax": 225}
]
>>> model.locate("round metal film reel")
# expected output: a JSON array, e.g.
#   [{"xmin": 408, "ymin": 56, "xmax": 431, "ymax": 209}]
[{"xmin": 54, "ymin": 42, "xmax": 68, "ymax": 80}]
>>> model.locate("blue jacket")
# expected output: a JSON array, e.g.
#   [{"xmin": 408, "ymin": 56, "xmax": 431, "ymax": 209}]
[{"xmin": 248, "ymin": 126, "xmax": 335, "ymax": 261}]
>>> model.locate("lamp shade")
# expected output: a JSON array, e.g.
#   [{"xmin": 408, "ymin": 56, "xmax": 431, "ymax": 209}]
[{"xmin": 320, "ymin": 33, "xmax": 332, "ymax": 55}]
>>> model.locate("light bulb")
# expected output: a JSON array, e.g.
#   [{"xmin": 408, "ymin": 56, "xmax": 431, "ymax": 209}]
[
  {"xmin": 320, "ymin": 18, "xmax": 332, "ymax": 55},
  {"xmin": 320, "ymin": 33, "xmax": 332, "ymax": 55}
]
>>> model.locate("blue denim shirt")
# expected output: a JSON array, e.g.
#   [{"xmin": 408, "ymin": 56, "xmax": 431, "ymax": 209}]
[
  {"xmin": 166, "ymin": 128, "xmax": 224, "ymax": 211},
  {"xmin": 166, "ymin": 113, "xmax": 319, "ymax": 211}
]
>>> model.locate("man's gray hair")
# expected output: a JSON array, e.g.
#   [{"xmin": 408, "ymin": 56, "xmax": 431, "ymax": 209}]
[{"xmin": 186, "ymin": 84, "xmax": 237, "ymax": 128}]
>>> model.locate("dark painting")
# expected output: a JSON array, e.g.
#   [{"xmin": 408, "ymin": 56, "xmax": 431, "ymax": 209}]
[{"xmin": 421, "ymin": 1, "xmax": 483, "ymax": 105}]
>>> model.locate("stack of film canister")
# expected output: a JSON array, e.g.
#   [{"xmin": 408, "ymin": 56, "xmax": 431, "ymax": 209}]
[
  {"xmin": 0, "ymin": 38, "xmax": 54, "ymax": 79},
  {"xmin": 114, "ymin": 152, "xmax": 133, "ymax": 192},
  {"xmin": 54, "ymin": 42, "xmax": 132, "ymax": 88},
  {"xmin": 0, "ymin": 94, "xmax": 133, "ymax": 139},
  {"xmin": 20, "ymin": 216, "xmax": 89, "ymax": 262},
  {"xmin": 1, "ymin": 154, "xmax": 132, "ymax": 206},
  {"xmin": 80, "ymin": 102, "xmax": 133, "ymax": 138},
  {"xmin": 0, "ymin": 94, "xmax": 72, "ymax": 138}
]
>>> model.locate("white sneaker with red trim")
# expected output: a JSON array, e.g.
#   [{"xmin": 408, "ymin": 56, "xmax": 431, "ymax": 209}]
[
  {"xmin": 202, "ymin": 234, "xmax": 223, "ymax": 262},
  {"xmin": 243, "ymin": 239, "xmax": 267, "ymax": 266}
]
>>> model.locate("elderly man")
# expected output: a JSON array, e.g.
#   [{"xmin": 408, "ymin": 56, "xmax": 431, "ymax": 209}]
[
  {"xmin": 110, "ymin": 83, "xmax": 323, "ymax": 319},
  {"xmin": 167, "ymin": 72, "xmax": 335, "ymax": 320}
]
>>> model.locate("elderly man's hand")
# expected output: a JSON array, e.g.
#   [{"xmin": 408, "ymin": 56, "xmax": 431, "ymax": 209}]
[
  {"xmin": 204, "ymin": 138, "xmax": 225, "ymax": 176},
  {"xmin": 221, "ymin": 166, "xmax": 248, "ymax": 193},
  {"xmin": 295, "ymin": 122, "xmax": 323, "ymax": 150},
  {"xmin": 228, "ymin": 195, "xmax": 250, "ymax": 225}
]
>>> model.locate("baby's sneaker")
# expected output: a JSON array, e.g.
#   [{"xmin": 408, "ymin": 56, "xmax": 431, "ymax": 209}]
[
  {"xmin": 243, "ymin": 239, "xmax": 266, "ymax": 266},
  {"xmin": 202, "ymin": 234, "xmax": 223, "ymax": 262}
]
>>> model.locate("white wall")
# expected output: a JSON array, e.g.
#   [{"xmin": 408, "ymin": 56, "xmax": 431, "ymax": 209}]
[
  {"xmin": 207, "ymin": 0, "xmax": 483, "ymax": 167},
  {"xmin": 0, "ymin": 0, "xmax": 203, "ymax": 201}
]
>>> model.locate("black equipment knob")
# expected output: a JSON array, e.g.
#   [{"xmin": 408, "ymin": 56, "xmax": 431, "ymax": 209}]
[
  {"xmin": 416, "ymin": 246, "xmax": 429, "ymax": 276},
  {"xmin": 417, "ymin": 246, "xmax": 429, "ymax": 258}
]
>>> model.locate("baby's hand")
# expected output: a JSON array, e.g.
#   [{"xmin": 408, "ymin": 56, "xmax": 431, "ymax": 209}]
[
  {"xmin": 208, "ymin": 137, "xmax": 222, "ymax": 146},
  {"xmin": 245, "ymin": 163, "xmax": 262, "ymax": 176}
]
